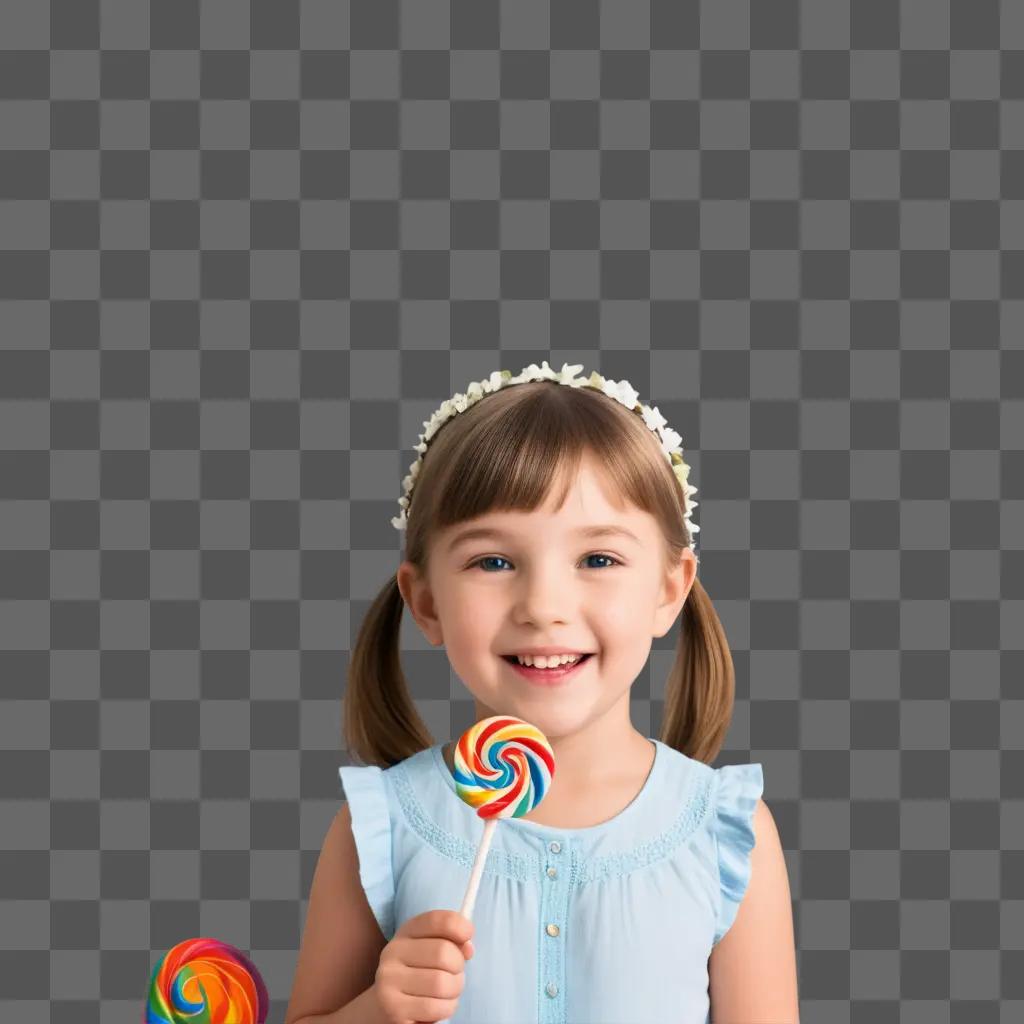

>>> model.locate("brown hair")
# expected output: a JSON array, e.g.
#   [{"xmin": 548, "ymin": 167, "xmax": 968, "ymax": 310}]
[{"xmin": 343, "ymin": 379, "xmax": 735, "ymax": 768}]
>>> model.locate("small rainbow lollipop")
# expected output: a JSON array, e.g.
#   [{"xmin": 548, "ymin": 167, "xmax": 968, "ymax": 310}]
[
  {"xmin": 144, "ymin": 936, "xmax": 268, "ymax": 1024},
  {"xmin": 451, "ymin": 715, "xmax": 556, "ymax": 920}
]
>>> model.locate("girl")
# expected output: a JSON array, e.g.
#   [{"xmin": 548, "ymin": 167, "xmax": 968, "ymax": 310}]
[{"xmin": 285, "ymin": 362, "xmax": 799, "ymax": 1024}]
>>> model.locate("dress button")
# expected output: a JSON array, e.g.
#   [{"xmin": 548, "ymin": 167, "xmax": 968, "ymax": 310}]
[
  {"xmin": 547, "ymin": 866, "xmax": 557, "ymax": 878},
  {"xmin": 549, "ymin": 840, "xmax": 561, "ymax": 853},
  {"xmin": 546, "ymin": 982, "xmax": 558, "ymax": 998},
  {"xmin": 546, "ymin": 923, "xmax": 560, "ymax": 937}
]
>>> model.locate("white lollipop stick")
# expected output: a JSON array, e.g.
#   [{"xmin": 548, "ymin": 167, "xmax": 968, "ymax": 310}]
[
  {"xmin": 438, "ymin": 818, "xmax": 497, "ymax": 1024},
  {"xmin": 459, "ymin": 817, "xmax": 497, "ymax": 921}
]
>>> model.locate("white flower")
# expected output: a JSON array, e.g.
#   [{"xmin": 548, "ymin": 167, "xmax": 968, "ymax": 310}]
[
  {"xmin": 598, "ymin": 380, "xmax": 638, "ymax": 411},
  {"xmin": 642, "ymin": 404, "xmax": 668, "ymax": 433},
  {"xmin": 516, "ymin": 362, "xmax": 547, "ymax": 383},
  {"xmin": 556, "ymin": 362, "xmax": 585, "ymax": 385},
  {"xmin": 659, "ymin": 426, "xmax": 683, "ymax": 455},
  {"xmin": 608, "ymin": 379, "xmax": 640, "ymax": 410}
]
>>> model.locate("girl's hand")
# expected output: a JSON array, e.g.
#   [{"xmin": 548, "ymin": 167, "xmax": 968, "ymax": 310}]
[{"xmin": 372, "ymin": 909, "xmax": 475, "ymax": 1024}]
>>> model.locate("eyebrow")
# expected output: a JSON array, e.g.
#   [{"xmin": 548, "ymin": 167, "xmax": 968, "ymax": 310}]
[{"xmin": 446, "ymin": 524, "xmax": 642, "ymax": 552}]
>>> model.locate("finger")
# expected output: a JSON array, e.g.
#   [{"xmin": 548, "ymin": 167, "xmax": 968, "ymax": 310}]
[
  {"xmin": 399, "ymin": 937, "xmax": 466, "ymax": 975},
  {"xmin": 399, "ymin": 965, "xmax": 465, "ymax": 1001},
  {"xmin": 404, "ymin": 994, "xmax": 458, "ymax": 1024},
  {"xmin": 402, "ymin": 909, "xmax": 474, "ymax": 946}
]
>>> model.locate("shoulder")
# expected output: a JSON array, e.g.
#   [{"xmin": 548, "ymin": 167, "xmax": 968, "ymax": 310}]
[
  {"xmin": 708, "ymin": 798, "xmax": 801, "ymax": 1023},
  {"xmin": 726, "ymin": 797, "xmax": 787, "ymax": 922},
  {"xmin": 751, "ymin": 796, "xmax": 778, "ymax": 847}
]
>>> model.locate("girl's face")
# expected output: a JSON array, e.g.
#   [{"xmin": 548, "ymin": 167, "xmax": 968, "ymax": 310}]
[{"xmin": 397, "ymin": 453, "xmax": 697, "ymax": 742}]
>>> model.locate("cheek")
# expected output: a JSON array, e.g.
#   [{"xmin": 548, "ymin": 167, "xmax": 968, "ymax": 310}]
[
  {"xmin": 440, "ymin": 600, "xmax": 504, "ymax": 665},
  {"xmin": 449, "ymin": 593, "xmax": 504, "ymax": 634},
  {"xmin": 594, "ymin": 601, "xmax": 649, "ymax": 640}
]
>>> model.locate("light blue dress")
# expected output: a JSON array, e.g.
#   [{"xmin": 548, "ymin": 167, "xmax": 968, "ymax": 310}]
[{"xmin": 338, "ymin": 738, "xmax": 763, "ymax": 1024}]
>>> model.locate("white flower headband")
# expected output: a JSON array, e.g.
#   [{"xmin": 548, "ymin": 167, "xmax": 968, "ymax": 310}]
[{"xmin": 391, "ymin": 360, "xmax": 700, "ymax": 562}]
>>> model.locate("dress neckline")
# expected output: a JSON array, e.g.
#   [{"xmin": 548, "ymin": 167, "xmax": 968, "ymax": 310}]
[{"xmin": 429, "ymin": 736, "xmax": 665, "ymax": 838}]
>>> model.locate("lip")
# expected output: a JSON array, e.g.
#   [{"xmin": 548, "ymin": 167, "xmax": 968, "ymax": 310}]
[
  {"xmin": 502, "ymin": 653, "xmax": 594, "ymax": 686},
  {"xmin": 502, "ymin": 646, "xmax": 593, "ymax": 658}
]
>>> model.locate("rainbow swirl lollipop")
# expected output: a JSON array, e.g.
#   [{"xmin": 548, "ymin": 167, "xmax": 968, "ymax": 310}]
[
  {"xmin": 449, "ymin": 716, "xmax": 556, "ymax": 924},
  {"xmin": 144, "ymin": 936, "xmax": 268, "ymax": 1024},
  {"xmin": 452, "ymin": 715, "xmax": 556, "ymax": 821}
]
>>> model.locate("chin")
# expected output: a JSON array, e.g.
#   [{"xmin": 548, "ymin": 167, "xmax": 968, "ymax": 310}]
[{"xmin": 512, "ymin": 708, "xmax": 591, "ymax": 737}]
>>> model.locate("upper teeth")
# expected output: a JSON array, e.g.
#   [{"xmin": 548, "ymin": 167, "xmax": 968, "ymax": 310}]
[{"xmin": 514, "ymin": 653, "xmax": 584, "ymax": 668}]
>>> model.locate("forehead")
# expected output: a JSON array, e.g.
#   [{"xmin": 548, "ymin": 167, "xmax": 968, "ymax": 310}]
[{"xmin": 442, "ymin": 458, "xmax": 649, "ymax": 551}]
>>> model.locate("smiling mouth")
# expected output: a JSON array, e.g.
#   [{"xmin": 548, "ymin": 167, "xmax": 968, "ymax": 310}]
[
  {"xmin": 500, "ymin": 653, "xmax": 595, "ymax": 683},
  {"xmin": 501, "ymin": 653, "xmax": 594, "ymax": 667}
]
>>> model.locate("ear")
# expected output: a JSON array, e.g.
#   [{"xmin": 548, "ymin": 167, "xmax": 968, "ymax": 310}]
[
  {"xmin": 652, "ymin": 549, "xmax": 698, "ymax": 639},
  {"xmin": 396, "ymin": 560, "xmax": 444, "ymax": 647}
]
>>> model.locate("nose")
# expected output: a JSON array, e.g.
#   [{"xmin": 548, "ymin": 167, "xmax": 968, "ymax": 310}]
[{"xmin": 512, "ymin": 562, "xmax": 575, "ymax": 625}]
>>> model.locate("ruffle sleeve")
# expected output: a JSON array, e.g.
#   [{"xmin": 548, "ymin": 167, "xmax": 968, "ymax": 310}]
[
  {"xmin": 711, "ymin": 761, "xmax": 764, "ymax": 946},
  {"xmin": 338, "ymin": 764, "xmax": 396, "ymax": 941}
]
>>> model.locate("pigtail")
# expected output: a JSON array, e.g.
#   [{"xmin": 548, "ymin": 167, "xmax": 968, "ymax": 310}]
[
  {"xmin": 342, "ymin": 572, "xmax": 434, "ymax": 768},
  {"xmin": 660, "ymin": 573, "xmax": 735, "ymax": 765}
]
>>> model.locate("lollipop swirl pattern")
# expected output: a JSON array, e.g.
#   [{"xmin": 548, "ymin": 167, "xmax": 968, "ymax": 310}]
[
  {"xmin": 144, "ymin": 936, "xmax": 269, "ymax": 1024},
  {"xmin": 453, "ymin": 715, "xmax": 556, "ymax": 820}
]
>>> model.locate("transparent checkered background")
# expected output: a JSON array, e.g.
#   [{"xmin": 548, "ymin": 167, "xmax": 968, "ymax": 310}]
[{"xmin": 2, "ymin": 1, "xmax": 1023, "ymax": 1021}]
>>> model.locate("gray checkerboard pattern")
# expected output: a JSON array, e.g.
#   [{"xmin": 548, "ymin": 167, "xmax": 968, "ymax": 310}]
[{"xmin": 1, "ymin": 1, "xmax": 1023, "ymax": 1021}]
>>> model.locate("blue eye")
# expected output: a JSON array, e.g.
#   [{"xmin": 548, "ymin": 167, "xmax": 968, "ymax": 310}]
[{"xmin": 469, "ymin": 553, "xmax": 622, "ymax": 572}]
